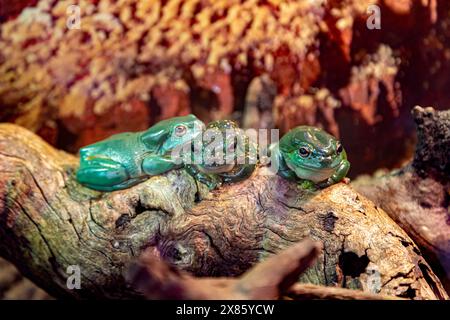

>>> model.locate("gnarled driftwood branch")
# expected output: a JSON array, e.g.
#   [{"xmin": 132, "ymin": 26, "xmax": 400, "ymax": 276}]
[{"xmin": 0, "ymin": 123, "xmax": 447, "ymax": 299}]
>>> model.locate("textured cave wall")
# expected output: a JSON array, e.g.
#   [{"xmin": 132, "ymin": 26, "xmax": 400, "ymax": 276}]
[
  {"xmin": 0, "ymin": 0, "xmax": 449, "ymax": 177},
  {"xmin": 0, "ymin": 0, "xmax": 38, "ymax": 22}
]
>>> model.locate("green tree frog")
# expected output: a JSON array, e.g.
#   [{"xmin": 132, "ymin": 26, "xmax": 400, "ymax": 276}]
[
  {"xmin": 270, "ymin": 126, "xmax": 350, "ymax": 188},
  {"xmin": 76, "ymin": 114, "xmax": 204, "ymax": 191},
  {"xmin": 185, "ymin": 120, "xmax": 258, "ymax": 190}
]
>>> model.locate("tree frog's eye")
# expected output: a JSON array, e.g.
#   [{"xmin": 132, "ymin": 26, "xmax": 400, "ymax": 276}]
[
  {"xmin": 298, "ymin": 147, "xmax": 311, "ymax": 158},
  {"xmin": 174, "ymin": 125, "xmax": 187, "ymax": 137},
  {"xmin": 336, "ymin": 143, "xmax": 343, "ymax": 154}
]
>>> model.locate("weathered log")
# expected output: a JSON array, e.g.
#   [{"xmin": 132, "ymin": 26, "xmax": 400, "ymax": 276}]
[
  {"xmin": 0, "ymin": 123, "xmax": 447, "ymax": 299},
  {"xmin": 353, "ymin": 106, "xmax": 450, "ymax": 290}
]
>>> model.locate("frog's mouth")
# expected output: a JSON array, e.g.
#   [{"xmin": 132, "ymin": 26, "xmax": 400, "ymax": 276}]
[
  {"xmin": 295, "ymin": 166, "xmax": 335, "ymax": 183},
  {"xmin": 296, "ymin": 154, "xmax": 345, "ymax": 171},
  {"xmin": 286, "ymin": 160, "xmax": 342, "ymax": 183},
  {"xmin": 297, "ymin": 163, "xmax": 339, "ymax": 171}
]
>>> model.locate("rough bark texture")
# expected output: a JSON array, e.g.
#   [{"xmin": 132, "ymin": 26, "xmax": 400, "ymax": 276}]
[
  {"xmin": 353, "ymin": 106, "xmax": 450, "ymax": 291},
  {"xmin": 0, "ymin": 123, "xmax": 447, "ymax": 299}
]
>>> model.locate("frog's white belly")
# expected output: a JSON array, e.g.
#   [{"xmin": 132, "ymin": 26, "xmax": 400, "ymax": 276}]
[{"xmin": 292, "ymin": 166, "xmax": 334, "ymax": 182}]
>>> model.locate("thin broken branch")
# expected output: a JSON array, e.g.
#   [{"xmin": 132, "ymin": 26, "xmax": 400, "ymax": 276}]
[{"xmin": 127, "ymin": 239, "xmax": 402, "ymax": 300}]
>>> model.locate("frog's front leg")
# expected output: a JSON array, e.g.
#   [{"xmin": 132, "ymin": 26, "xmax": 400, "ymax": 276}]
[
  {"xmin": 222, "ymin": 164, "xmax": 256, "ymax": 184},
  {"xmin": 319, "ymin": 159, "xmax": 351, "ymax": 188},
  {"xmin": 141, "ymin": 154, "xmax": 182, "ymax": 176},
  {"xmin": 185, "ymin": 165, "xmax": 222, "ymax": 190},
  {"xmin": 76, "ymin": 157, "xmax": 133, "ymax": 191}
]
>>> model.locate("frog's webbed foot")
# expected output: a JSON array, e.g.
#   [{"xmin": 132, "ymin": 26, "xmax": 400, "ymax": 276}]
[
  {"xmin": 317, "ymin": 161, "xmax": 350, "ymax": 189},
  {"xmin": 320, "ymin": 159, "xmax": 351, "ymax": 188},
  {"xmin": 221, "ymin": 163, "xmax": 256, "ymax": 184},
  {"xmin": 76, "ymin": 158, "xmax": 131, "ymax": 190},
  {"xmin": 185, "ymin": 165, "xmax": 222, "ymax": 190}
]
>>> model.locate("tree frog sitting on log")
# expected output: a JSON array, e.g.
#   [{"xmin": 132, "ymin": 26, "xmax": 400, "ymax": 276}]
[
  {"xmin": 185, "ymin": 120, "xmax": 258, "ymax": 190},
  {"xmin": 76, "ymin": 114, "xmax": 204, "ymax": 191},
  {"xmin": 270, "ymin": 126, "xmax": 350, "ymax": 189}
]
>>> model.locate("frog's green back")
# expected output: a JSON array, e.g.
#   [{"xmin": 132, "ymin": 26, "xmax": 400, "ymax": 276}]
[
  {"xmin": 77, "ymin": 114, "xmax": 205, "ymax": 191},
  {"xmin": 280, "ymin": 126, "xmax": 337, "ymax": 155},
  {"xmin": 275, "ymin": 125, "xmax": 350, "ymax": 187}
]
